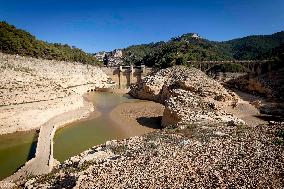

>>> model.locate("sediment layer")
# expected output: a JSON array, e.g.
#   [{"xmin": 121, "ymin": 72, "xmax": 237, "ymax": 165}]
[{"xmin": 0, "ymin": 52, "xmax": 113, "ymax": 135}]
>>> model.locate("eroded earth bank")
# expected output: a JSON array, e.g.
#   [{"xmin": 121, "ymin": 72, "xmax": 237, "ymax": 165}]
[
  {"xmin": 0, "ymin": 53, "xmax": 114, "ymax": 186},
  {"xmin": 0, "ymin": 53, "xmax": 113, "ymax": 135},
  {"xmin": 16, "ymin": 66, "xmax": 283, "ymax": 188}
]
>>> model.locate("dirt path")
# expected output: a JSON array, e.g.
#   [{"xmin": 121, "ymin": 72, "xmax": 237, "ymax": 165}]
[{"xmin": 225, "ymin": 90, "xmax": 268, "ymax": 127}]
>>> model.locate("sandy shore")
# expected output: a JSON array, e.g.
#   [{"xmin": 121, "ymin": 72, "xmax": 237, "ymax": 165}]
[
  {"xmin": 109, "ymin": 100, "xmax": 165, "ymax": 136},
  {"xmin": 224, "ymin": 90, "xmax": 268, "ymax": 127}
]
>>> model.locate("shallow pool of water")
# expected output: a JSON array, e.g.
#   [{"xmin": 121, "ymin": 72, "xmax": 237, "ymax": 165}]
[
  {"xmin": 54, "ymin": 92, "xmax": 151, "ymax": 162},
  {"xmin": 0, "ymin": 131, "xmax": 37, "ymax": 180}
]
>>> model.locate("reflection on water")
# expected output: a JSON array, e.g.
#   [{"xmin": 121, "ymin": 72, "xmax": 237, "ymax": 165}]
[
  {"xmin": 0, "ymin": 131, "xmax": 37, "ymax": 180},
  {"xmin": 54, "ymin": 92, "xmax": 147, "ymax": 162}
]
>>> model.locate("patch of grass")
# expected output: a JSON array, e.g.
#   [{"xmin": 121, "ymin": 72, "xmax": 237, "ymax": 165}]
[
  {"xmin": 13, "ymin": 67, "xmax": 33, "ymax": 73},
  {"xmin": 165, "ymin": 124, "xmax": 179, "ymax": 130},
  {"xmin": 147, "ymin": 142, "xmax": 157, "ymax": 149},
  {"xmin": 172, "ymin": 123, "xmax": 233, "ymax": 143},
  {"xmin": 235, "ymin": 124, "xmax": 249, "ymax": 136},
  {"xmin": 274, "ymin": 129, "xmax": 284, "ymax": 145},
  {"xmin": 75, "ymin": 161, "xmax": 95, "ymax": 172},
  {"xmin": 109, "ymin": 144, "xmax": 128, "ymax": 155},
  {"xmin": 276, "ymin": 129, "xmax": 284, "ymax": 138},
  {"xmin": 35, "ymin": 171, "xmax": 57, "ymax": 184}
]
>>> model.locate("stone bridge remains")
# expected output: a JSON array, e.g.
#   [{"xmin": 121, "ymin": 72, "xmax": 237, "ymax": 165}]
[
  {"xmin": 101, "ymin": 65, "xmax": 153, "ymax": 88},
  {"xmin": 187, "ymin": 60, "xmax": 273, "ymax": 76},
  {"xmin": 101, "ymin": 60, "xmax": 273, "ymax": 88}
]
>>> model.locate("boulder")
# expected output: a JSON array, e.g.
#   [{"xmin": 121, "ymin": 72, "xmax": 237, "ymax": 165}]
[{"xmin": 130, "ymin": 66, "xmax": 244, "ymax": 127}]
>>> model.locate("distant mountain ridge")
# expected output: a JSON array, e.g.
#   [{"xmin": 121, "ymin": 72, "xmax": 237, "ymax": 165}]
[{"xmin": 122, "ymin": 31, "xmax": 284, "ymax": 67}]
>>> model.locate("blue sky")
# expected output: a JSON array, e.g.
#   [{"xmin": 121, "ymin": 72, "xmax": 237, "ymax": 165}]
[{"xmin": 0, "ymin": 0, "xmax": 283, "ymax": 53}]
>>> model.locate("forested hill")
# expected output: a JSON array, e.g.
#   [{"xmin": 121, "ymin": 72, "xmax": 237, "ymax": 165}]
[
  {"xmin": 1, "ymin": 21, "xmax": 283, "ymax": 67},
  {"xmin": 122, "ymin": 32, "xmax": 284, "ymax": 68},
  {"xmin": 221, "ymin": 31, "xmax": 284, "ymax": 60},
  {"xmin": 0, "ymin": 21, "xmax": 97, "ymax": 64}
]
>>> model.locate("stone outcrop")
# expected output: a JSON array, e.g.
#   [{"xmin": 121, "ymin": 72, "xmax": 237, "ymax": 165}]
[{"xmin": 130, "ymin": 66, "xmax": 244, "ymax": 127}]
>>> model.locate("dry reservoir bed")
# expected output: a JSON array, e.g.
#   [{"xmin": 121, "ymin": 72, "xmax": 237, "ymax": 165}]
[
  {"xmin": 0, "ymin": 92, "xmax": 164, "ymax": 180},
  {"xmin": 54, "ymin": 92, "xmax": 164, "ymax": 162}
]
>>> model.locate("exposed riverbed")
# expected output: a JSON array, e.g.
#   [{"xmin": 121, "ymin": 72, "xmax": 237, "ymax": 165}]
[
  {"xmin": 0, "ymin": 92, "xmax": 164, "ymax": 180},
  {"xmin": 54, "ymin": 92, "xmax": 163, "ymax": 162}
]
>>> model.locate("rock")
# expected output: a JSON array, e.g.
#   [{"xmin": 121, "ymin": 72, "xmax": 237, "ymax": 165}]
[
  {"xmin": 0, "ymin": 181, "xmax": 16, "ymax": 189},
  {"xmin": 52, "ymin": 158, "xmax": 61, "ymax": 168},
  {"xmin": 130, "ymin": 66, "xmax": 244, "ymax": 128},
  {"xmin": 250, "ymin": 100, "xmax": 262, "ymax": 108},
  {"xmin": 78, "ymin": 151, "xmax": 113, "ymax": 166},
  {"xmin": 105, "ymin": 140, "xmax": 118, "ymax": 148}
]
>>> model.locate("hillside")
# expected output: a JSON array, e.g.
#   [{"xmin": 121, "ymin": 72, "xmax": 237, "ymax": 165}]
[
  {"xmin": 221, "ymin": 31, "xmax": 284, "ymax": 60},
  {"xmin": 0, "ymin": 52, "xmax": 112, "ymax": 135},
  {"xmin": 0, "ymin": 21, "xmax": 97, "ymax": 64},
  {"xmin": 122, "ymin": 32, "xmax": 284, "ymax": 67},
  {"xmin": 123, "ymin": 34, "xmax": 232, "ymax": 68}
]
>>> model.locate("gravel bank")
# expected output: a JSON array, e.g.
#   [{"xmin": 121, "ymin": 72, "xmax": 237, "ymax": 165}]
[{"xmin": 23, "ymin": 122, "xmax": 284, "ymax": 188}]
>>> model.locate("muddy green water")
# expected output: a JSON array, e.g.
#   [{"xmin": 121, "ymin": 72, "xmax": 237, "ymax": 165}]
[
  {"xmin": 0, "ymin": 131, "xmax": 37, "ymax": 180},
  {"xmin": 54, "ymin": 92, "xmax": 147, "ymax": 162}
]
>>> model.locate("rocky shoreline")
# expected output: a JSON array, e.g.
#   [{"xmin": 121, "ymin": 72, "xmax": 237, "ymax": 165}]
[
  {"xmin": 11, "ymin": 65, "xmax": 282, "ymax": 188},
  {"xmin": 21, "ymin": 119, "xmax": 284, "ymax": 188}
]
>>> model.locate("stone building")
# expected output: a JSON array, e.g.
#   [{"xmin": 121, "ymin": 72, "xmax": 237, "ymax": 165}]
[{"xmin": 95, "ymin": 49, "xmax": 123, "ymax": 67}]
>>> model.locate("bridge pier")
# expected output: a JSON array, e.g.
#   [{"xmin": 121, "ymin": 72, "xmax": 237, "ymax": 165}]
[
  {"xmin": 268, "ymin": 63, "xmax": 272, "ymax": 79},
  {"xmin": 119, "ymin": 65, "xmax": 123, "ymax": 89},
  {"xmin": 141, "ymin": 65, "xmax": 146, "ymax": 75},
  {"xmin": 256, "ymin": 64, "xmax": 261, "ymax": 75},
  {"xmin": 130, "ymin": 65, "xmax": 134, "ymax": 86},
  {"xmin": 101, "ymin": 65, "xmax": 152, "ymax": 89}
]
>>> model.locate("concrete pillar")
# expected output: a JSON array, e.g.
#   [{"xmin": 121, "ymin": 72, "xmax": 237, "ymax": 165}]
[
  {"xmin": 268, "ymin": 62, "xmax": 272, "ymax": 79},
  {"xmin": 130, "ymin": 65, "xmax": 134, "ymax": 85},
  {"xmin": 256, "ymin": 64, "xmax": 261, "ymax": 75},
  {"xmin": 141, "ymin": 65, "xmax": 146, "ymax": 75},
  {"xmin": 119, "ymin": 66, "xmax": 122, "ymax": 89}
]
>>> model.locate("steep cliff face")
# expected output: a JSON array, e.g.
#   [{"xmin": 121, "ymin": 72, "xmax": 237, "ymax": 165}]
[{"xmin": 130, "ymin": 66, "xmax": 244, "ymax": 127}]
